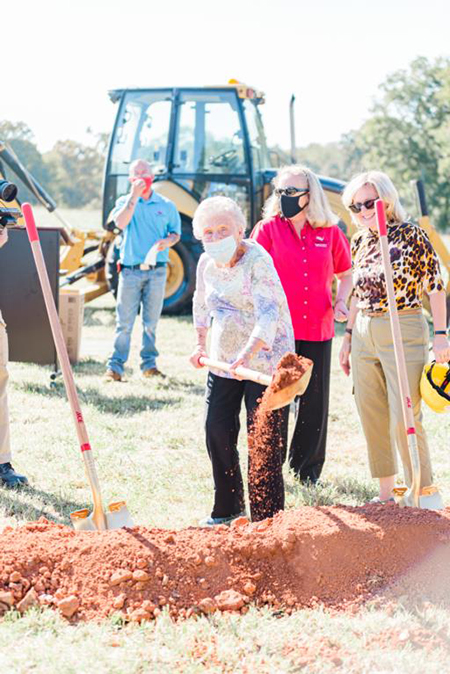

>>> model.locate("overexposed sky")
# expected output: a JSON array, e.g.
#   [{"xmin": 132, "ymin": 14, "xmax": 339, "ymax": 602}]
[{"xmin": 4, "ymin": 0, "xmax": 450, "ymax": 151}]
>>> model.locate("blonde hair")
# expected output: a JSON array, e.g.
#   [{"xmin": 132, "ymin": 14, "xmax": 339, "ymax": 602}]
[
  {"xmin": 342, "ymin": 170, "xmax": 406, "ymax": 226},
  {"xmin": 262, "ymin": 164, "xmax": 338, "ymax": 228},
  {"xmin": 192, "ymin": 196, "xmax": 246, "ymax": 240}
]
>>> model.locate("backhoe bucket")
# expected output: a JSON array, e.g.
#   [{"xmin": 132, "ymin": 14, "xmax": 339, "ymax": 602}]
[{"xmin": 70, "ymin": 501, "xmax": 134, "ymax": 531}]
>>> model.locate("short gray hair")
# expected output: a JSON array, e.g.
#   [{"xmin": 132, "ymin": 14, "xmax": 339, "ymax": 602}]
[
  {"xmin": 342, "ymin": 171, "xmax": 406, "ymax": 226},
  {"xmin": 129, "ymin": 159, "xmax": 155, "ymax": 175},
  {"xmin": 193, "ymin": 196, "xmax": 246, "ymax": 240}
]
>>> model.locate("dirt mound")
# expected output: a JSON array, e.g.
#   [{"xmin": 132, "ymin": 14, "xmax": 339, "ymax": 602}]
[{"xmin": 1, "ymin": 505, "xmax": 450, "ymax": 623}]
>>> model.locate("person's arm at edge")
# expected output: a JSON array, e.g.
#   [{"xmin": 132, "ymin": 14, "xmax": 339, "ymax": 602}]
[
  {"xmin": 339, "ymin": 294, "xmax": 359, "ymax": 376},
  {"xmin": 429, "ymin": 290, "xmax": 450, "ymax": 363}
]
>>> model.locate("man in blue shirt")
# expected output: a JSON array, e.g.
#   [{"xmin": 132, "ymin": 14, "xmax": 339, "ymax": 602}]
[{"xmin": 106, "ymin": 160, "xmax": 181, "ymax": 381}]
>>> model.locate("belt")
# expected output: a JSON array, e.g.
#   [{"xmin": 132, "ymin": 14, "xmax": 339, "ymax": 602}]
[
  {"xmin": 361, "ymin": 308, "xmax": 422, "ymax": 318},
  {"xmin": 121, "ymin": 262, "xmax": 167, "ymax": 271}
]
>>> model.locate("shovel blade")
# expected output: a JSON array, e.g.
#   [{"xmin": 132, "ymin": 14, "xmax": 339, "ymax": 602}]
[
  {"xmin": 397, "ymin": 485, "xmax": 444, "ymax": 511},
  {"xmin": 70, "ymin": 501, "xmax": 134, "ymax": 531},
  {"xmin": 266, "ymin": 362, "xmax": 313, "ymax": 411}
]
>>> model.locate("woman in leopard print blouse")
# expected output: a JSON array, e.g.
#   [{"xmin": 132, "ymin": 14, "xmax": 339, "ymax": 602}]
[{"xmin": 339, "ymin": 171, "xmax": 450, "ymax": 503}]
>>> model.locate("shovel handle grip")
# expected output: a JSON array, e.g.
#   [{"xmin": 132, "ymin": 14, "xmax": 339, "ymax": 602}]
[
  {"xmin": 22, "ymin": 203, "xmax": 39, "ymax": 241},
  {"xmin": 199, "ymin": 357, "xmax": 272, "ymax": 386}
]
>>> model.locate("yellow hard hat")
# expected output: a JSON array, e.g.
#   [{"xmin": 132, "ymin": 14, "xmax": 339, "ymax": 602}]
[{"xmin": 420, "ymin": 361, "xmax": 450, "ymax": 413}]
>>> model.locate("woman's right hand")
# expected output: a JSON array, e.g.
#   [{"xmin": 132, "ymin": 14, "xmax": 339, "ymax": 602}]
[
  {"xmin": 339, "ymin": 334, "xmax": 352, "ymax": 376},
  {"xmin": 189, "ymin": 346, "xmax": 207, "ymax": 368}
]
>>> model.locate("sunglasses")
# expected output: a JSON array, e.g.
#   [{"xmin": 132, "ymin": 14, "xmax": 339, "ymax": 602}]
[
  {"xmin": 274, "ymin": 187, "xmax": 310, "ymax": 197},
  {"xmin": 349, "ymin": 198, "xmax": 377, "ymax": 214}
]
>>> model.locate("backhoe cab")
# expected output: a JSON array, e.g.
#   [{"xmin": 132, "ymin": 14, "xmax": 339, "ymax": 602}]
[{"xmin": 103, "ymin": 81, "xmax": 351, "ymax": 312}]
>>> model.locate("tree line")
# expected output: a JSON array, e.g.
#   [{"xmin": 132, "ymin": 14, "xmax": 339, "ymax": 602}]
[
  {"xmin": 0, "ymin": 122, "xmax": 108, "ymax": 209},
  {"xmin": 1, "ymin": 56, "xmax": 449, "ymax": 229},
  {"xmin": 293, "ymin": 56, "xmax": 450, "ymax": 231}
]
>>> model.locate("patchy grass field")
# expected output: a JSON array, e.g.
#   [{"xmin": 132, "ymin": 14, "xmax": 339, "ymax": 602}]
[{"xmin": 1, "ymin": 210, "xmax": 450, "ymax": 672}]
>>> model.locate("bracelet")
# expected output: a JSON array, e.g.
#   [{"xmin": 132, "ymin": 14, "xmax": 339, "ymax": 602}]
[
  {"xmin": 434, "ymin": 330, "xmax": 448, "ymax": 336},
  {"xmin": 345, "ymin": 328, "xmax": 353, "ymax": 335}
]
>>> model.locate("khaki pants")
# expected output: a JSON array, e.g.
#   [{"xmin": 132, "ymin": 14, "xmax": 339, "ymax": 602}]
[
  {"xmin": 0, "ymin": 310, "xmax": 11, "ymax": 464},
  {"xmin": 351, "ymin": 312, "xmax": 432, "ymax": 487}
]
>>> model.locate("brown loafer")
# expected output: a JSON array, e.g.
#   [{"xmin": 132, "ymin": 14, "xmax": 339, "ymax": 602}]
[
  {"xmin": 142, "ymin": 368, "xmax": 166, "ymax": 378},
  {"xmin": 105, "ymin": 369, "xmax": 122, "ymax": 382}
]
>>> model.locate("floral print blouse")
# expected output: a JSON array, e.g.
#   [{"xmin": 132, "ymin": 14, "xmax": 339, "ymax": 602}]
[
  {"xmin": 351, "ymin": 222, "xmax": 444, "ymax": 313},
  {"xmin": 193, "ymin": 240, "xmax": 295, "ymax": 378}
]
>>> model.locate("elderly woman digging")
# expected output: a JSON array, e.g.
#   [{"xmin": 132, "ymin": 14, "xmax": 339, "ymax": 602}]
[{"xmin": 190, "ymin": 196, "xmax": 295, "ymax": 525}]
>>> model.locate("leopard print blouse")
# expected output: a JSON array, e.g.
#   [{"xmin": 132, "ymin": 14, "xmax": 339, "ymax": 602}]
[{"xmin": 351, "ymin": 222, "xmax": 444, "ymax": 313}]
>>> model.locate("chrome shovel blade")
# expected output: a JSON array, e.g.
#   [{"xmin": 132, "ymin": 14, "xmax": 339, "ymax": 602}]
[
  {"xmin": 70, "ymin": 501, "xmax": 134, "ymax": 531},
  {"xmin": 397, "ymin": 486, "xmax": 444, "ymax": 511}
]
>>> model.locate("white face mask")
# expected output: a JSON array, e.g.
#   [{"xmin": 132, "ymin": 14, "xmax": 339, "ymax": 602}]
[{"xmin": 203, "ymin": 235, "xmax": 237, "ymax": 264}]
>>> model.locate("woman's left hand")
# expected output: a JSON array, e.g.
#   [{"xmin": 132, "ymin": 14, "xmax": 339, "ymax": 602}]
[
  {"xmin": 229, "ymin": 353, "xmax": 249, "ymax": 380},
  {"xmin": 334, "ymin": 299, "xmax": 349, "ymax": 323},
  {"xmin": 432, "ymin": 335, "xmax": 450, "ymax": 363}
]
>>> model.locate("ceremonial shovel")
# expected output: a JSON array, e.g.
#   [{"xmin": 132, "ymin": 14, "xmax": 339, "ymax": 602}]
[
  {"xmin": 375, "ymin": 199, "xmax": 443, "ymax": 510},
  {"xmin": 199, "ymin": 357, "xmax": 313, "ymax": 410},
  {"xmin": 22, "ymin": 203, "xmax": 134, "ymax": 530}
]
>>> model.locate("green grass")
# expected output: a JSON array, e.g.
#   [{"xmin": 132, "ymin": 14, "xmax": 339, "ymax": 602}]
[{"xmin": 2, "ymin": 293, "xmax": 450, "ymax": 671}]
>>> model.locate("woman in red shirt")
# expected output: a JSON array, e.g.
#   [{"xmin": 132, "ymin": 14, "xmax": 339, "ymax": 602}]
[{"xmin": 251, "ymin": 165, "xmax": 352, "ymax": 484}]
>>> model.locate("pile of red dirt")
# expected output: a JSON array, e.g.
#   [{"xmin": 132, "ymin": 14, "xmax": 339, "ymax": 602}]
[{"xmin": 1, "ymin": 505, "xmax": 450, "ymax": 623}]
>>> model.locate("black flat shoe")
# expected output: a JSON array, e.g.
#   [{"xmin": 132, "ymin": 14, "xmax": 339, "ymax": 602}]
[{"xmin": 0, "ymin": 462, "xmax": 29, "ymax": 489}]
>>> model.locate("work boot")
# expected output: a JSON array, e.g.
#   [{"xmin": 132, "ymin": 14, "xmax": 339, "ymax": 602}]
[
  {"xmin": 104, "ymin": 369, "xmax": 122, "ymax": 382},
  {"xmin": 0, "ymin": 462, "xmax": 29, "ymax": 489},
  {"xmin": 142, "ymin": 368, "xmax": 166, "ymax": 379}
]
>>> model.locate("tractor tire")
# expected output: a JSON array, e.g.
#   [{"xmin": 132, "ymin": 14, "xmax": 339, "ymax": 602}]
[{"xmin": 163, "ymin": 239, "xmax": 200, "ymax": 314}]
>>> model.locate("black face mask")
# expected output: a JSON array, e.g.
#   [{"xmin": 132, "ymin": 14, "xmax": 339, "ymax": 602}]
[{"xmin": 280, "ymin": 194, "xmax": 308, "ymax": 219}]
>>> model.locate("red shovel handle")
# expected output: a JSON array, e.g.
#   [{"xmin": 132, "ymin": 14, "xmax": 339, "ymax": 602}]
[
  {"xmin": 22, "ymin": 202, "xmax": 39, "ymax": 242},
  {"xmin": 375, "ymin": 199, "xmax": 387, "ymax": 236}
]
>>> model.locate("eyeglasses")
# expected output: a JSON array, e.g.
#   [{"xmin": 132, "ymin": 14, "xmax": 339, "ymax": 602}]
[
  {"xmin": 274, "ymin": 187, "xmax": 310, "ymax": 197},
  {"xmin": 349, "ymin": 198, "xmax": 377, "ymax": 214}
]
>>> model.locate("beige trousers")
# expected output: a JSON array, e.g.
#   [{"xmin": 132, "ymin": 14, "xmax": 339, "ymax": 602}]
[
  {"xmin": 351, "ymin": 311, "xmax": 432, "ymax": 487},
  {"xmin": 0, "ymin": 310, "xmax": 12, "ymax": 464}
]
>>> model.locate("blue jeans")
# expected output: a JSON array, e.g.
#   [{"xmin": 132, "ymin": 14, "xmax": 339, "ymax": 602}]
[{"xmin": 107, "ymin": 267, "xmax": 167, "ymax": 375}]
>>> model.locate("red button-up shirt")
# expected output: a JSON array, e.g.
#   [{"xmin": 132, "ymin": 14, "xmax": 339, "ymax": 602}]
[{"xmin": 251, "ymin": 216, "xmax": 351, "ymax": 341}]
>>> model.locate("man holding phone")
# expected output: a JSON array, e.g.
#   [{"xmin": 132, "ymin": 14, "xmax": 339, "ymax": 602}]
[
  {"xmin": 105, "ymin": 160, "xmax": 181, "ymax": 381},
  {"xmin": 0, "ymin": 228, "xmax": 28, "ymax": 488}
]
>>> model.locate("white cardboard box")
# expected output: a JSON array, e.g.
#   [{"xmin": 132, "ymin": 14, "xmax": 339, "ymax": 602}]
[{"xmin": 59, "ymin": 288, "xmax": 85, "ymax": 363}]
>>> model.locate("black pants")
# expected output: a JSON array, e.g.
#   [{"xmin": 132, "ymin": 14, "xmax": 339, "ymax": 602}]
[
  {"xmin": 205, "ymin": 372, "xmax": 288, "ymax": 521},
  {"xmin": 288, "ymin": 339, "xmax": 332, "ymax": 482}
]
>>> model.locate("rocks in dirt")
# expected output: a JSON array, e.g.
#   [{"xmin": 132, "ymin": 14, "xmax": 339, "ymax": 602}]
[
  {"xmin": 129, "ymin": 607, "xmax": 151, "ymax": 623},
  {"xmin": 136, "ymin": 558, "xmax": 149, "ymax": 569},
  {"xmin": 197, "ymin": 597, "xmax": 217, "ymax": 614},
  {"xmin": 0, "ymin": 591, "xmax": 14, "ymax": 607},
  {"xmin": 109, "ymin": 570, "xmax": 132, "ymax": 586},
  {"xmin": 2, "ymin": 505, "xmax": 450, "ymax": 624},
  {"xmin": 112, "ymin": 593, "xmax": 126, "ymax": 610},
  {"xmin": 132, "ymin": 570, "xmax": 150, "ymax": 582},
  {"xmin": 0, "ymin": 591, "xmax": 15, "ymax": 615},
  {"xmin": 214, "ymin": 590, "xmax": 245, "ymax": 612},
  {"xmin": 243, "ymin": 581, "xmax": 257, "ymax": 596},
  {"xmin": 17, "ymin": 588, "xmax": 39, "ymax": 613},
  {"xmin": 57, "ymin": 595, "xmax": 80, "ymax": 619}
]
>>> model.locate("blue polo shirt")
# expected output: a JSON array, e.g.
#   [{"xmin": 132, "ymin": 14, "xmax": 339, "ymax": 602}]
[{"xmin": 112, "ymin": 191, "xmax": 181, "ymax": 265}]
